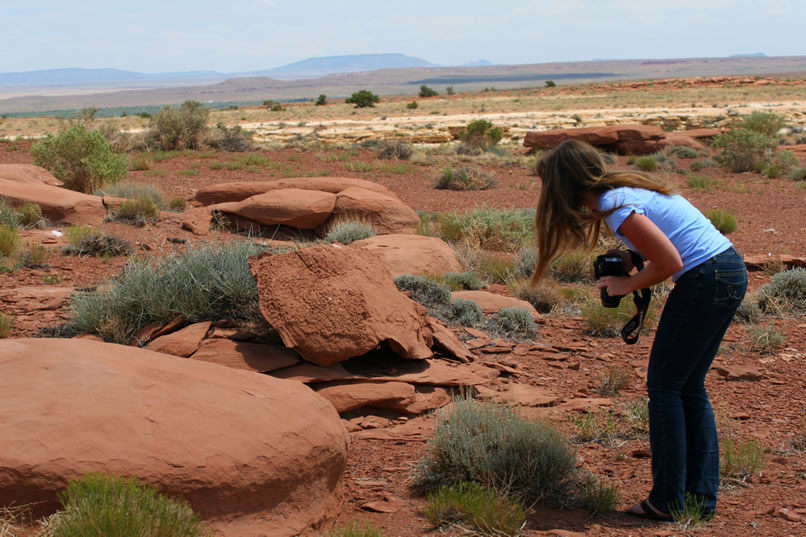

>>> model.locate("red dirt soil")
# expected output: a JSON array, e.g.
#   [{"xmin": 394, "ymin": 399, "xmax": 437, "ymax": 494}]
[{"xmin": 1, "ymin": 140, "xmax": 804, "ymax": 537}]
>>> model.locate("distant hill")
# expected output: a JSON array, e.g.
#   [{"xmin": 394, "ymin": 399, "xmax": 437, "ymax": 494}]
[
  {"xmin": 0, "ymin": 67, "xmax": 223, "ymax": 88},
  {"xmin": 730, "ymin": 53, "xmax": 767, "ymax": 58},
  {"xmin": 249, "ymin": 53, "xmax": 437, "ymax": 79},
  {"xmin": 463, "ymin": 60, "xmax": 493, "ymax": 67}
]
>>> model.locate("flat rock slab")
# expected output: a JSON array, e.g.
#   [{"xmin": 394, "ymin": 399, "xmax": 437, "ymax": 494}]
[
  {"xmin": 331, "ymin": 186, "xmax": 420, "ymax": 234},
  {"xmin": 193, "ymin": 177, "xmax": 396, "ymax": 206},
  {"xmin": 0, "ymin": 164, "xmax": 62, "ymax": 186},
  {"xmin": 0, "ymin": 338, "xmax": 347, "ymax": 537},
  {"xmin": 0, "ymin": 178, "xmax": 106, "ymax": 226},
  {"xmin": 352, "ymin": 234, "xmax": 462, "ymax": 276},
  {"xmin": 190, "ymin": 338, "xmax": 301, "ymax": 373},
  {"xmin": 452, "ymin": 290, "xmax": 540, "ymax": 320},
  {"xmin": 146, "ymin": 321, "xmax": 211, "ymax": 357},
  {"xmin": 217, "ymin": 188, "xmax": 336, "ymax": 229},
  {"xmin": 0, "ymin": 286, "xmax": 73, "ymax": 312},
  {"xmin": 314, "ymin": 381, "xmax": 416, "ymax": 413},
  {"xmin": 249, "ymin": 244, "xmax": 433, "ymax": 365}
]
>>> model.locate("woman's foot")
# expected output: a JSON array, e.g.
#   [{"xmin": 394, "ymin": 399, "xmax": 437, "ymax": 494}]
[{"xmin": 626, "ymin": 499, "xmax": 673, "ymax": 521}]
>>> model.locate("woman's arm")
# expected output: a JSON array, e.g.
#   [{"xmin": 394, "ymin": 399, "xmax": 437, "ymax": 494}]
[{"xmin": 596, "ymin": 212, "xmax": 683, "ymax": 296}]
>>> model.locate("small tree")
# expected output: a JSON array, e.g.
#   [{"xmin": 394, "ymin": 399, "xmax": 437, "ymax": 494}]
[
  {"xmin": 545, "ymin": 80, "xmax": 557, "ymax": 87},
  {"xmin": 346, "ymin": 90, "xmax": 380, "ymax": 108},
  {"xmin": 419, "ymin": 85, "xmax": 439, "ymax": 98},
  {"xmin": 31, "ymin": 124, "xmax": 127, "ymax": 193},
  {"xmin": 459, "ymin": 119, "xmax": 503, "ymax": 150},
  {"xmin": 315, "ymin": 94, "xmax": 327, "ymax": 106},
  {"xmin": 148, "ymin": 100, "xmax": 210, "ymax": 150},
  {"xmin": 446, "ymin": 86, "xmax": 455, "ymax": 95}
]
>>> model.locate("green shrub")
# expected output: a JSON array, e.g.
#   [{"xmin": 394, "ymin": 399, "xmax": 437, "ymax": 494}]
[
  {"xmin": 19, "ymin": 242, "xmax": 49, "ymax": 267},
  {"xmin": 443, "ymin": 271, "xmax": 483, "ymax": 291},
  {"xmin": 345, "ymin": 90, "xmax": 380, "ymax": 108},
  {"xmin": 747, "ymin": 323, "xmax": 784, "ymax": 353},
  {"xmin": 394, "ymin": 274, "xmax": 452, "ymax": 309},
  {"xmin": 739, "ymin": 111, "xmax": 786, "ymax": 136},
  {"xmin": 208, "ymin": 124, "xmax": 252, "ymax": 152},
  {"xmin": 129, "ymin": 154, "xmax": 154, "ymax": 171},
  {"xmin": 445, "ymin": 299, "xmax": 484, "ymax": 327},
  {"xmin": 109, "ymin": 198, "xmax": 160, "ymax": 226},
  {"xmin": 414, "ymin": 395, "xmax": 577, "ymax": 504},
  {"xmin": 574, "ymin": 471, "xmax": 620, "ymax": 516},
  {"xmin": 419, "ymin": 85, "xmax": 439, "ymax": 98},
  {"xmin": 31, "ymin": 124, "xmax": 128, "ymax": 193},
  {"xmin": 95, "ymin": 182, "xmax": 165, "ymax": 209},
  {"xmin": 376, "ymin": 140, "xmax": 413, "ymax": 160},
  {"xmin": 634, "ymin": 155, "xmax": 658, "ymax": 172},
  {"xmin": 459, "ymin": 119, "xmax": 503, "ymax": 150},
  {"xmin": 0, "ymin": 312, "xmax": 13, "ymax": 338},
  {"xmin": 315, "ymin": 94, "xmax": 327, "ymax": 106},
  {"xmin": 64, "ymin": 225, "xmax": 99, "ymax": 247},
  {"xmin": 733, "ymin": 301, "xmax": 760, "ymax": 324},
  {"xmin": 270, "ymin": 103, "xmax": 283, "ymax": 112},
  {"xmin": 512, "ymin": 282, "xmax": 561, "ymax": 314},
  {"xmin": 424, "ymin": 481, "xmax": 525, "ymax": 537},
  {"xmin": 62, "ymin": 233, "xmax": 132, "ymax": 257},
  {"xmin": 168, "ymin": 197, "xmax": 187, "ymax": 212},
  {"xmin": 406, "ymin": 101, "xmax": 418, "ymax": 110},
  {"xmin": 582, "ymin": 297, "xmax": 656, "ymax": 337},
  {"xmin": 670, "ymin": 492, "xmax": 711, "ymax": 527},
  {"xmin": 668, "ymin": 145, "xmax": 700, "ymax": 159},
  {"xmin": 148, "ymin": 100, "xmax": 210, "ymax": 150},
  {"xmin": 545, "ymin": 80, "xmax": 556, "ymax": 87},
  {"xmin": 512, "ymin": 246, "xmax": 537, "ymax": 280},
  {"xmin": 550, "ymin": 250, "xmax": 593, "ymax": 282},
  {"xmin": 712, "ymin": 128, "xmax": 778, "ymax": 172},
  {"xmin": 435, "ymin": 167, "xmax": 496, "ymax": 191},
  {"xmin": 47, "ymin": 473, "xmax": 212, "ymax": 537},
  {"xmin": 686, "ymin": 173, "xmax": 720, "ymax": 193},
  {"xmin": 721, "ymin": 437, "xmax": 765, "ymax": 481},
  {"xmin": 15, "ymin": 202, "xmax": 43, "ymax": 228},
  {"xmin": 487, "ymin": 307, "xmax": 537, "ymax": 340},
  {"xmin": 324, "ymin": 221, "xmax": 376, "ymax": 244},
  {"xmin": 704, "ymin": 208, "xmax": 737, "ymax": 234},
  {"xmin": 438, "ymin": 207, "xmax": 534, "ymax": 252},
  {"xmin": 66, "ymin": 241, "xmax": 273, "ymax": 343},
  {"xmin": 757, "ymin": 267, "xmax": 806, "ymax": 313},
  {"xmin": 325, "ymin": 521, "xmax": 384, "ymax": 537},
  {"xmin": 0, "ymin": 198, "xmax": 22, "ymax": 228},
  {"xmin": 0, "ymin": 225, "xmax": 20, "ymax": 256},
  {"xmin": 788, "ymin": 166, "xmax": 806, "ymax": 181},
  {"xmin": 689, "ymin": 161, "xmax": 705, "ymax": 172}
]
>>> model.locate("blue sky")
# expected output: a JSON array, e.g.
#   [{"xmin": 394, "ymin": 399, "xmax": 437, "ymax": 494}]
[{"xmin": 2, "ymin": 0, "xmax": 804, "ymax": 73}]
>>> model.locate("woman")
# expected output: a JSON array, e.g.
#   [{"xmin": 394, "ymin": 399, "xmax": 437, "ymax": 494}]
[{"xmin": 532, "ymin": 139, "xmax": 747, "ymax": 520}]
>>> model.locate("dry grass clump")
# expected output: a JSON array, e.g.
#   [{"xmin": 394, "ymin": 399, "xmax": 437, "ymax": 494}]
[
  {"xmin": 435, "ymin": 166, "xmax": 496, "ymax": 191},
  {"xmin": 704, "ymin": 208, "xmax": 737, "ymax": 234},
  {"xmin": 424, "ymin": 481, "xmax": 526, "ymax": 537},
  {"xmin": 375, "ymin": 139, "xmax": 413, "ymax": 160},
  {"xmin": 0, "ymin": 312, "xmax": 13, "ymax": 338}
]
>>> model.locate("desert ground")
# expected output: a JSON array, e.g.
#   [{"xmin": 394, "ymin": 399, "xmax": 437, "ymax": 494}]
[{"xmin": 1, "ymin": 76, "xmax": 805, "ymax": 537}]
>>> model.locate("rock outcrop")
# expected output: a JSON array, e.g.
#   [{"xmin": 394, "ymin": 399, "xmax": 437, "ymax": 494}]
[
  {"xmin": 0, "ymin": 164, "xmax": 63, "ymax": 186},
  {"xmin": 0, "ymin": 338, "xmax": 348, "ymax": 537},
  {"xmin": 352, "ymin": 234, "xmax": 462, "ymax": 276},
  {"xmin": 0, "ymin": 178, "xmax": 106, "ymax": 225}
]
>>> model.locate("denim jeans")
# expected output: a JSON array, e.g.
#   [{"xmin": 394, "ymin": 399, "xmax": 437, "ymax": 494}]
[{"xmin": 646, "ymin": 246, "xmax": 747, "ymax": 515}]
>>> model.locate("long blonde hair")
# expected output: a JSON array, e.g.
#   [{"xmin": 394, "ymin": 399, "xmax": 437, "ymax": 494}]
[{"xmin": 531, "ymin": 139, "xmax": 674, "ymax": 286}]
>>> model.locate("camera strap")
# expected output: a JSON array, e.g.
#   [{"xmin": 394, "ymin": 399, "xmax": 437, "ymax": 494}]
[{"xmin": 621, "ymin": 251, "xmax": 652, "ymax": 345}]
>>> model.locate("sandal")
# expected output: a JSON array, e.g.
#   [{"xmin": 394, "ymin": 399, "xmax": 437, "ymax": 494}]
[{"xmin": 626, "ymin": 499, "xmax": 673, "ymax": 521}]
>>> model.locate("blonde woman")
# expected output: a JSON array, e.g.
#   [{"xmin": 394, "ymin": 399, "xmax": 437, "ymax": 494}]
[{"xmin": 532, "ymin": 140, "xmax": 746, "ymax": 520}]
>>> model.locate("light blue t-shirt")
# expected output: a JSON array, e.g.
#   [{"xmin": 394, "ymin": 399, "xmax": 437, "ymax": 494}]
[{"xmin": 598, "ymin": 187, "xmax": 732, "ymax": 281}]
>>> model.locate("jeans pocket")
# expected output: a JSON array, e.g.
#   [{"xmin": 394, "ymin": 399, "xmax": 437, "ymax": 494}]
[{"xmin": 714, "ymin": 268, "xmax": 747, "ymax": 308}]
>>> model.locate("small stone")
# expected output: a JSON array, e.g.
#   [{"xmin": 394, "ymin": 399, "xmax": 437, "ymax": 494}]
[{"xmin": 778, "ymin": 508, "xmax": 803, "ymax": 522}]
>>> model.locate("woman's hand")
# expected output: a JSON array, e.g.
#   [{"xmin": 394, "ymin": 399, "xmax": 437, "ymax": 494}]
[{"xmin": 596, "ymin": 275, "xmax": 633, "ymax": 297}]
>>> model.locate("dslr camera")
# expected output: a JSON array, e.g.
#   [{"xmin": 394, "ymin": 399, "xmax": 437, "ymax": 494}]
[{"xmin": 593, "ymin": 253, "xmax": 629, "ymax": 308}]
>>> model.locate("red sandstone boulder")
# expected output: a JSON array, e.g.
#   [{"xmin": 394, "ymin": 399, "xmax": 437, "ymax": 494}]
[
  {"xmin": 352, "ymin": 234, "xmax": 462, "ymax": 276},
  {"xmin": 314, "ymin": 381, "xmax": 416, "ymax": 413},
  {"xmin": 216, "ymin": 188, "xmax": 336, "ymax": 229},
  {"xmin": 658, "ymin": 134, "xmax": 705, "ymax": 151},
  {"xmin": 190, "ymin": 338, "xmax": 301, "ymax": 373},
  {"xmin": 331, "ymin": 187, "xmax": 420, "ymax": 234},
  {"xmin": 523, "ymin": 124, "xmax": 666, "ymax": 155},
  {"xmin": 146, "ymin": 321, "xmax": 211, "ymax": 357},
  {"xmin": 249, "ymin": 244, "xmax": 434, "ymax": 366},
  {"xmin": 0, "ymin": 179, "xmax": 106, "ymax": 225},
  {"xmin": 0, "ymin": 164, "xmax": 63, "ymax": 186},
  {"xmin": 194, "ymin": 177, "xmax": 396, "ymax": 206},
  {"xmin": 0, "ymin": 338, "xmax": 348, "ymax": 537}
]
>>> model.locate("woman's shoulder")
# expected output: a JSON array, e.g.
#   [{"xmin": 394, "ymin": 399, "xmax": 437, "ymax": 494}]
[{"xmin": 599, "ymin": 186, "xmax": 651, "ymax": 209}]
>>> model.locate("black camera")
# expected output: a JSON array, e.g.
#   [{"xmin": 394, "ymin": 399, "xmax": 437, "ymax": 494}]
[{"xmin": 593, "ymin": 254, "xmax": 628, "ymax": 308}]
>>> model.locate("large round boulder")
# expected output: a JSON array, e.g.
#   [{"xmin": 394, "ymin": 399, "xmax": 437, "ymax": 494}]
[
  {"xmin": 216, "ymin": 188, "xmax": 337, "ymax": 229},
  {"xmin": 0, "ymin": 338, "xmax": 348, "ymax": 537}
]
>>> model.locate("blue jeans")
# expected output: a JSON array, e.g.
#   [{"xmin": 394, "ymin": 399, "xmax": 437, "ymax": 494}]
[{"xmin": 647, "ymin": 247, "xmax": 747, "ymax": 515}]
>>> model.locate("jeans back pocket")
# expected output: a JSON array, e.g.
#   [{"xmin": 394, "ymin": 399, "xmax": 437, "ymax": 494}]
[{"xmin": 714, "ymin": 268, "xmax": 747, "ymax": 309}]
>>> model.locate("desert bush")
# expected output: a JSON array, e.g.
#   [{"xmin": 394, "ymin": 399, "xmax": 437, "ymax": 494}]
[
  {"xmin": 545, "ymin": 80, "xmax": 556, "ymax": 87},
  {"xmin": 668, "ymin": 145, "xmax": 700, "ymax": 159},
  {"xmin": 788, "ymin": 166, "xmax": 806, "ymax": 181},
  {"xmin": 704, "ymin": 208, "xmax": 737, "ymax": 234},
  {"xmin": 18, "ymin": 242, "xmax": 49, "ymax": 268},
  {"xmin": 757, "ymin": 268, "xmax": 806, "ymax": 314},
  {"xmin": 0, "ymin": 312, "xmax": 13, "ymax": 338},
  {"xmin": 459, "ymin": 119, "xmax": 503, "ymax": 150},
  {"xmin": 324, "ymin": 220, "xmax": 376, "ymax": 244},
  {"xmin": 45, "ymin": 473, "xmax": 212, "ymax": 537},
  {"xmin": 633, "ymin": 155, "xmax": 658, "ymax": 172},
  {"xmin": 435, "ymin": 167, "xmax": 496, "ymax": 191},
  {"xmin": 598, "ymin": 363, "xmax": 633, "ymax": 395},
  {"xmin": 62, "ymin": 233, "xmax": 132, "ymax": 257},
  {"xmin": 315, "ymin": 94, "xmax": 327, "ymax": 106},
  {"xmin": 686, "ymin": 173, "xmax": 720, "ymax": 193},
  {"xmin": 16, "ymin": 202, "xmax": 43, "ymax": 228},
  {"xmin": 574, "ymin": 471, "xmax": 620, "ymax": 516},
  {"xmin": 486, "ymin": 307, "xmax": 537, "ymax": 340},
  {"xmin": 376, "ymin": 139, "xmax": 413, "ymax": 160},
  {"xmin": 31, "ymin": 124, "xmax": 127, "ymax": 193},
  {"xmin": 712, "ymin": 128, "xmax": 778, "ymax": 172},
  {"xmin": 0, "ymin": 225, "xmax": 20, "ymax": 257},
  {"xmin": 512, "ymin": 246, "xmax": 537, "ymax": 280},
  {"xmin": 148, "ymin": 100, "xmax": 210, "ymax": 150},
  {"xmin": 108, "ymin": 198, "xmax": 160, "ymax": 226},
  {"xmin": 325, "ymin": 521, "xmax": 384, "ymax": 537},
  {"xmin": 345, "ymin": 90, "xmax": 380, "ymax": 108},
  {"xmin": 66, "ymin": 241, "xmax": 274, "ymax": 343},
  {"xmin": 438, "ymin": 207, "xmax": 534, "ymax": 252},
  {"xmin": 550, "ymin": 250, "xmax": 593, "ymax": 283},
  {"xmin": 208, "ymin": 124, "xmax": 252, "ymax": 152},
  {"xmin": 733, "ymin": 301, "xmax": 760, "ymax": 324},
  {"xmin": 582, "ymin": 297, "xmax": 656, "ymax": 337},
  {"xmin": 394, "ymin": 274, "xmax": 452, "ymax": 310},
  {"xmin": 511, "ymin": 282, "xmax": 560, "ymax": 314},
  {"xmin": 419, "ymin": 85, "xmax": 439, "ymax": 98},
  {"xmin": 0, "ymin": 198, "xmax": 23, "ymax": 228},
  {"xmin": 167, "ymin": 197, "xmax": 187, "ymax": 212},
  {"xmin": 443, "ymin": 271, "xmax": 483, "ymax": 291},
  {"xmin": 689, "ymin": 161, "xmax": 705, "ymax": 172},
  {"xmin": 720, "ymin": 438, "xmax": 765, "ymax": 481},
  {"xmin": 64, "ymin": 225, "xmax": 99, "ymax": 247},
  {"xmin": 747, "ymin": 323, "xmax": 785, "ymax": 353},
  {"xmin": 475, "ymin": 254, "xmax": 515, "ymax": 285},
  {"xmin": 96, "ymin": 182, "xmax": 165, "ymax": 209},
  {"xmin": 128, "ymin": 153, "xmax": 154, "ymax": 171},
  {"xmin": 414, "ymin": 395, "xmax": 577, "ymax": 504},
  {"xmin": 669, "ymin": 492, "xmax": 712, "ymax": 527},
  {"xmin": 445, "ymin": 299, "xmax": 484, "ymax": 327},
  {"xmin": 739, "ymin": 111, "xmax": 786, "ymax": 137},
  {"xmin": 424, "ymin": 481, "xmax": 525, "ymax": 537},
  {"xmin": 406, "ymin": 101, "xmax": 418, "ymax": 110}
]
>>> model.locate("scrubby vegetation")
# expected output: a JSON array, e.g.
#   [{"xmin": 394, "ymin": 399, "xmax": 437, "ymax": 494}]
[
  {"xmin": 704, "ymin": 208, "xmax": 737, "ymax": 234},
  {"xmin": 757, "ymin": 267, "xmax": 806, "ymax": 314},
  {"xmin": 324, "ymin": 219, "xmax": 376, "ymax": 244},
  {"xmin": 424, "ymin": 481, "xmax": 525, "ymax": 536},
  {"xmin": 345, "ymin": 90, "xmax": 380, "ymax": 108},
  {"xmin": 434, "ymin": 166, "xmax": 496, "ymax": 191},
  {"xmin": 458, "ymin": 119, "xmax": 503, "ymax": 152}
]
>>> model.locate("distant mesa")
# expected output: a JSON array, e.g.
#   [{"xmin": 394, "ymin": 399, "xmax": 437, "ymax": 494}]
[
  {"xmin": 463, "ymin": 59, "xmax": 493, "ymax": 67},
  {"xmin": 729, "ymin": 53, "xmax": 767, "ymax": 58},
  {"xmin": 254, "ymin": 53, "xmax": 437, "ymax": 79}
]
